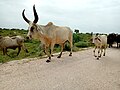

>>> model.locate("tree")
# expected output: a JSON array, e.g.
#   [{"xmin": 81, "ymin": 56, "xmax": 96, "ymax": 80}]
[{"xmin": 74, "ymin": 29, "xmax": 79, "ymax": 34}]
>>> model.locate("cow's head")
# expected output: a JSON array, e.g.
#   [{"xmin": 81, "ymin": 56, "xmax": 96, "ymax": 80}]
[
  {"xmin": 91, "ymin": 34, "xmax": 101, "ymax": 44},
  {"xmin": 22, "ymin": 5, "xmax": 41, "ymax": 40}
]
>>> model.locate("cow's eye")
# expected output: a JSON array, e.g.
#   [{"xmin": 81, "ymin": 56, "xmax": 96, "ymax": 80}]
[
  {"xmin": 30, "ymin": 27, "xmax": 34, "ymax": 32},
  {"xmin": 95, "ymin": 37, "xmax": 97, "ymax": 40}
]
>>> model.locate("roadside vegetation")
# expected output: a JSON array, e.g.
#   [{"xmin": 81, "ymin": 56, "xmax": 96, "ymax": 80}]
[{"xmin": 0, "ymin": 28, "xmax": 92, "ymax": 63}]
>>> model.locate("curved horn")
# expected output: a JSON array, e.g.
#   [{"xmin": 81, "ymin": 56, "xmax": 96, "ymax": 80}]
[
  {"xmin": 22, "ymin": 9, "xmax": 30, "ymax": 24},
  {"xmin": 33, "ymin": 5, "xmax": 39, "ymax": 23}
]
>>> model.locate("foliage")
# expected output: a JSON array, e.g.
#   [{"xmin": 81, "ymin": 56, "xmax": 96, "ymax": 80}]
[
  {"xmin": 73, "ymin": 33, "xmax": 92, "ymax": 44},
  {"xmin": 74, "ymin": 41, "xmax": 90, "ymax": 48}
]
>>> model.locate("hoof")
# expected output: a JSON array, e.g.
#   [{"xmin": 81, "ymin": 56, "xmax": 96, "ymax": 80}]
[
  {"xmin": 26, "ymin": 49, "xmax": 29, "ymax": 53},
  {"xmin": 46, "ymin": 60, "xmax": 51, "ymax": 63},
  {"xmin": 69, "ymin": 54, "xmax": 72, "ymax": 56},
  {"xmin": 51, "ymin": 55, "xmax": 54, "ymax": 57}
]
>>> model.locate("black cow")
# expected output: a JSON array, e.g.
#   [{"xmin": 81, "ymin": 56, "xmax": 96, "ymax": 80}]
[
  {"xmin": 107, "ymin": 33, "xmax": 120, "ymax": 48},
  {"xmin": 107, "ymin": 33, "xmax": 116, "ymax": 48},
  {"xmin": 116, "ymin": 34, "xmax": 120, "ymax": 48}
]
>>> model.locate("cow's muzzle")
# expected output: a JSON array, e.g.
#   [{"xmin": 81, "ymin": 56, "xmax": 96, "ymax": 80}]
[
  {"xmin": 26, "ymin": 35, "xmax": 32, "ymax": 40},
  {"xmin": 26, "ymin": 36, "xmax": 30, "ymax": 40}
]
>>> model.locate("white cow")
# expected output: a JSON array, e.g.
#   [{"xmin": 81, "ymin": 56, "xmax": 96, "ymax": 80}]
[
  {"xmin": 92, "ymin": 34, "xmax": 107, "ymax": 60},
  {"xmin": 22, "ymin": 5, "xmax": 73, "ymax": 62}
]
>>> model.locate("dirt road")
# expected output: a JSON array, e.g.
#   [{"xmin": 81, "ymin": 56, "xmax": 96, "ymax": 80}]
[{"xmin": 0, "ymin": 48, "xmax": 120, "ymax": 90}]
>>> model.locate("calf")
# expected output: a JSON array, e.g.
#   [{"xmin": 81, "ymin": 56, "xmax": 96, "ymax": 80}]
[{"xmin": 92, "ymin": 34, "xmax": 107, "ymax": 60}]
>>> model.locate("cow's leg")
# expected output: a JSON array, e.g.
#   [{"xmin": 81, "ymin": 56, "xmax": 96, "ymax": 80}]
[
  {"xmin": 43, "ymin": 48, "xmax": 47, "ymax": 56},
  {"xmin": 17, "ymin": 47, "xmax": 21, "ymax": 56},
  {"xmin": 3, "ymin": 48, "xmax": 5, "ymax": 55},
  {"xmin": 117, "ymin": 42, "xmax": 119, "ymax": 48},
  {"xmin": 98, "ymin": 48, "xmax": 102, "ymax": 58},
  {"xmin": 5, "ymin": 48, "xmax": 11, "ymax": 57},
  {"xmin": 50, "ymin": 43, "xmax": 55, "ymax": 57},
  {"xmin": 57, "ymin": 44, "xmax": 64, "ymax": 58},
  {"xmin": 5, "ymin": 48, "xmax": 8, "ymax": 56},
  {"xmin": 109, "ymin": 43, "xmax": 112, "ymax": 48},
  {"xmin": 103, "ymin": 47, "xmax": 106, "ymax": 56},
  {"xmin": 21, "ymin": 44, "xmax": 29, "ymax": 53},
  {"xmin": 103, "ymin": 49, "xmax": 105, "ymax": 56},
  {"xmin": 96, "ymin": 48, "xmax": 101, "ymax": 60},
  {"xmin": 98, "ymin": 48, "xmax": 100, "ymax": 57},
  {"xmin": 69, "ymin": 41, "xmax": 72, "ymax": 56},
  {"xmin": 68, "ymin": 36, "xmax": 73, "ymax": 57},
  {"xmin": 39, "ymin": 43, "xmax": 46, "ymax": 54},
  {"xmin": 25, "ymin": 49, "xmax": 29, "ymax": 53},
  {"xmin": 45, "ymin": 46, "xmax": 51, "ymax": 63},
  {"xmin": 3, "ymin": 48, "xmax": 8, "ymax": 55},
  {"xmin": 93, "ymin": 46, "xmax": 97, "ymax": 57},
  {"xmin": 109, "ymin": 44, "xmax": 111, "ymax": 48}
]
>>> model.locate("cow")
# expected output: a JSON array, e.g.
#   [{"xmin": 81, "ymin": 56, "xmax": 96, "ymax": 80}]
[
  {"xmin": 92, "ymin": 34, "xmax": 107, "ymax": 60},
  {"xmin": 107, "ymin": 33, "xmax": 120, "ymax": 48},
  {"xmin": 116, "ymin": 34, "xmax": 120, "ymax": 48},
  {"xmin": 107, "ymin": 33, "xmax": 116, "ymax": 48},
  {"xmin": 0, "ymin": 35, "xmax": 28, "ymax": 56},
  {"xmin": 22, "ymin": 5, "xmax": 73, "ymax": 62}
]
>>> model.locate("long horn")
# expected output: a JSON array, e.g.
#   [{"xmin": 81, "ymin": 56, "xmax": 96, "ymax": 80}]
[
  {"xmin": 22, "ymin": 9, "xmax": 30, "ymax": 23},
  {"xmin": 33, "ymin": 5, "xmax": 39, "ymax": 23}
]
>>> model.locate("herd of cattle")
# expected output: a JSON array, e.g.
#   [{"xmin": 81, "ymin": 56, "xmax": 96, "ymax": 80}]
[
  {"xmin": 107, "ymin": 33, "xmax": 120, "ymax": 48},
  {"xmin": 0, "ymin": 5, "xmax": 120, "ymax": 62}
]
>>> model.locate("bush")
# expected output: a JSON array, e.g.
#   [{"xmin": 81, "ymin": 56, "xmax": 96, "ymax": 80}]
[
  {"xmin": 64, "ymin": 42, "xmax": 71, "ymax": 51},
  {"xmin": 74, "ymin": 41, "xmax": 90, "ymax": 48},
  {"xmin": 72, "ymin": 46, "xmax": 80, "ymax": 52}
]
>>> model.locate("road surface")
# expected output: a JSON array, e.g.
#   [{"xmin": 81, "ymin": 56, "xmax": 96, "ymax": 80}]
[{"xmin": 0, "ymin": 48, "xmax": 120, "ymax": 90}]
